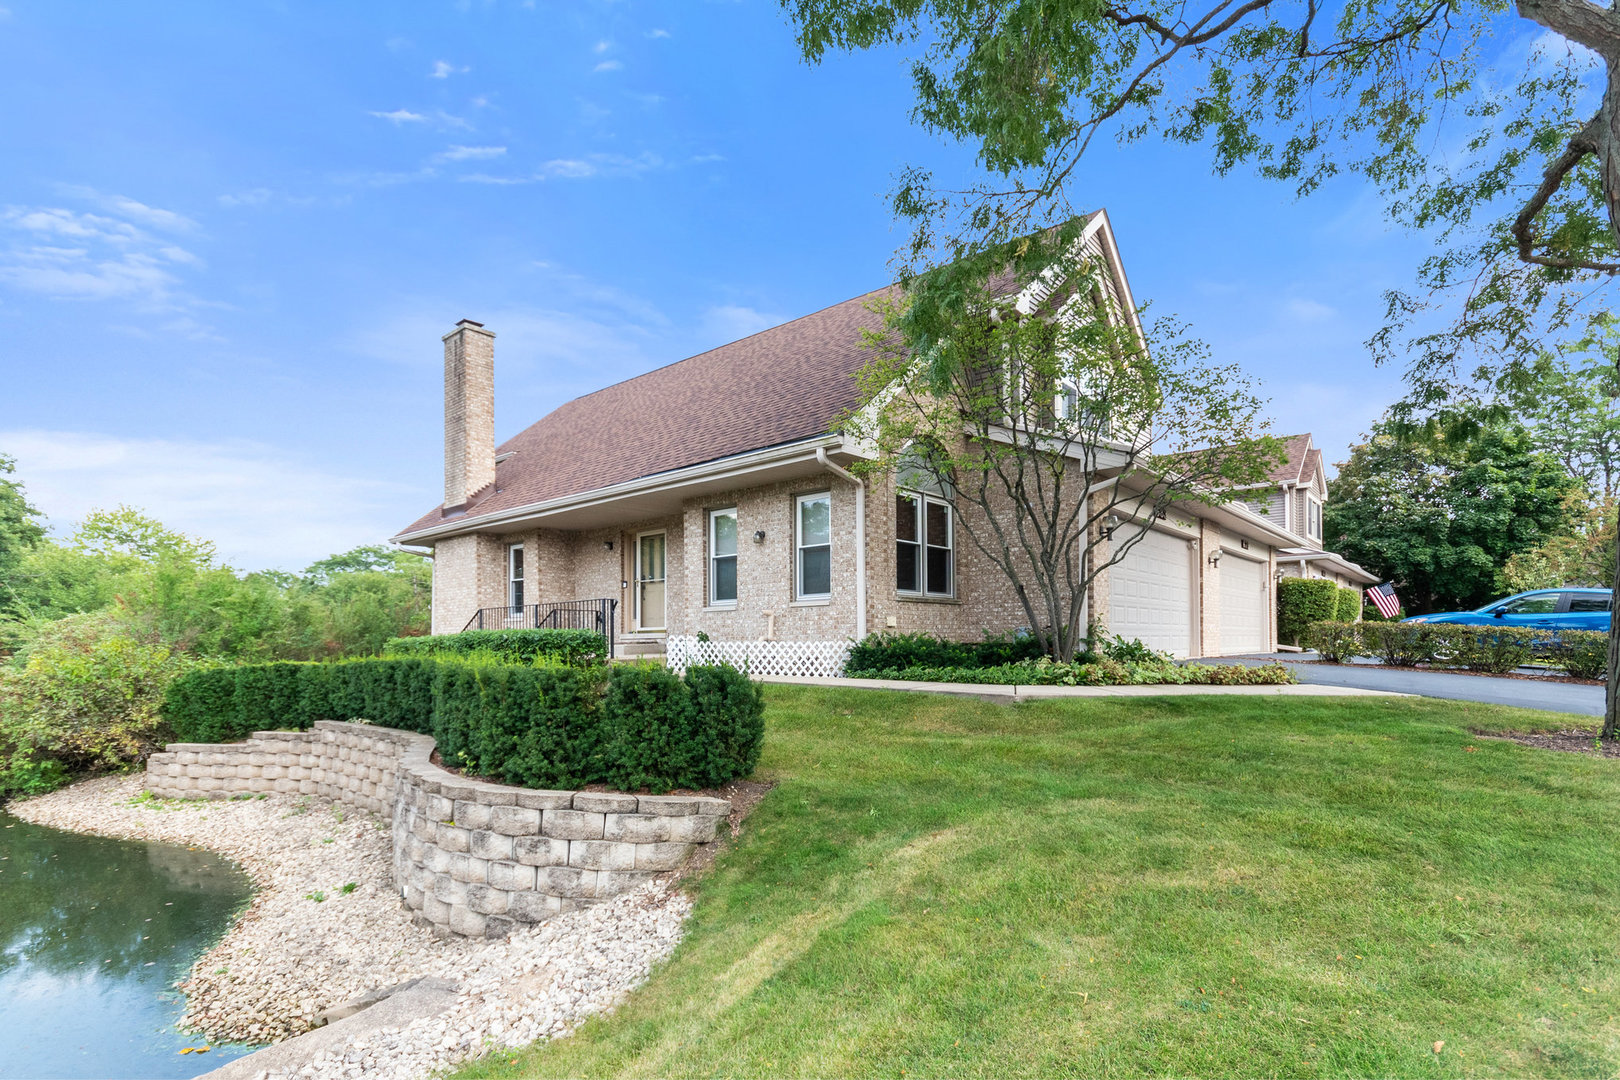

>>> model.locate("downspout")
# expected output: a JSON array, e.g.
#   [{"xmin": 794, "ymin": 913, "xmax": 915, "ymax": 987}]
[{"xmin": 816, "ymin": 448, "xmax": 867, "ymax": 640}]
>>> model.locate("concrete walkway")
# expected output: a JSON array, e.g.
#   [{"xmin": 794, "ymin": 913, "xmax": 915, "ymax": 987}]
[
  {"xmin": 757, "ymin": 673, "xmax": 1403, "ymax": 704},
  {"xmin": 1194, "ymin": 654, "xmax": 1602, "ymax": 717}
]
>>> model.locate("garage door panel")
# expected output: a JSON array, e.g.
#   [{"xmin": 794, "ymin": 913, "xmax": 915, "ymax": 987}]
[
  {"xmin": 1219, "ymin": 554, "xmax": 1267, "ymax": 655},
  {"xmin": 1109, "ymin": 528, "xmax": 1193, "ymax": 658}
]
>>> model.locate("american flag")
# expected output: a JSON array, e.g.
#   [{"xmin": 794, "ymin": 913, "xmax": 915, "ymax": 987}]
[{"xmin": 1367, "ymin": 582, "xmax": 1402, "ymax": 619}]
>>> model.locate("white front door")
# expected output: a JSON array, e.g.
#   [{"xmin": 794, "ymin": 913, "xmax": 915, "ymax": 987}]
[
  {"xmin": 635, "ymin": 532, "xmax": 667, "ymax": 631},
  {"xmin": 1109, "ymin": 526, "xmax": 1194, "ymax": 658},
  {"xmin": 1219, "ymin": 553, "xmax": 1268, "ymax": 655}
]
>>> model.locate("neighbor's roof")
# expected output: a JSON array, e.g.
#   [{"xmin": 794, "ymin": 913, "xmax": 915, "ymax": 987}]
[{"xmin": 396, "ymin": 286, "xmax": 894, "ymax": 538}]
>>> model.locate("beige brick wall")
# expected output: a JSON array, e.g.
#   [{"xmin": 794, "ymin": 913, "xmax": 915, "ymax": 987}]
[
  {"xmin": 443, "ymin": 322, "xmax": 496, "ymax": 509},
  {"xmin": 431, "ymin": 532, "xmax": 507, "ymax": 635}
]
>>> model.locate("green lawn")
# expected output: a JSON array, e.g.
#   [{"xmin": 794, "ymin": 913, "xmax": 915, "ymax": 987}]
[{"xmin": 458, "ymin": 688, "xmax": 1619, "ymax": 1079}]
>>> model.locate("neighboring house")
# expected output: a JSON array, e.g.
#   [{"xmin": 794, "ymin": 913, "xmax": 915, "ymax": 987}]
[
  {"xmin": 392, "ymin": 212, "xmax": 1358, "ymax": 666},
  {"xmin": 1233, "ymin": 433, "xmax": 1376, "ymax": 590}
]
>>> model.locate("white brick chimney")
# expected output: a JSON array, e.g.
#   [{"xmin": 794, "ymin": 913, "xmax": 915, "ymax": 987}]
[{"xmin": 443, "ymin": 319, "xmax": 496, "ymax": 511}]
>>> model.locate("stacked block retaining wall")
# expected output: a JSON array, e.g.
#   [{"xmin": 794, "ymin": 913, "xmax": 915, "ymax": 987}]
[{"xmin": 145, "ymin": 721, "xmax": 729, "ymax": 939}]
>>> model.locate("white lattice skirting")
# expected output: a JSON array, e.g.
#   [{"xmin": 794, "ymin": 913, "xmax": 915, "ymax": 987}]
[{"xmin": 665, "ymin": 636, "xmax": 850, "ymax": 678}]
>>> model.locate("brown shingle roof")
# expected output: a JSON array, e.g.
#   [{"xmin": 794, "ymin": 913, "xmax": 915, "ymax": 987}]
[
  {"xmin": 1269, "ymin": 433, "xmax": 1315, "ymax": 484},
  {"xmin": 397, "ymin": 287, "xmax": 894, "ymax": 538}
]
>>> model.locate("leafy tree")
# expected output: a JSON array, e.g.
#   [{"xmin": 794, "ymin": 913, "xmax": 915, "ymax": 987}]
[
  {"xmin": 1326, "ymin": 418, "xmax": 1578, "ymax": 613},
  {"xmin": 1502, "ymin": 320, "xmax": 1620, "ymax": 500},
  {"xmin": 1500, "ymin": 495, "xmax": 1617, "ymax": 591},
  {"xmin": 783, "ymin": 0, "xmax": 1620, "ymax": 733},
  {"xmin": 0, "ymin": 454, "xmax": 45, "ymax": 584},
  {"xmin": 845, "ymin": 230, "xmax": 1279, "ymax": 660}
]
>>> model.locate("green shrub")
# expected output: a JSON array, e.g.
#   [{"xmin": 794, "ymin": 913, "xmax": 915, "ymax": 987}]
[
  {"xmin": 1357, "ymin": 622, "xmax": 1435, "ymax": 666},
  {"xmin": 160, "ymin": 657, "xmax": 762, "ymax": 792},
  {"xmin": 1545, "ymin": 629, "xmax": 1608, "ymax": 679},
  {"xmin": 1303, "ymin": 621, "xmax": 1362, "ymax": 663},
  {"xmin": 1277, "ymin": 579, "xmax": 1340, "ymax": 646},
  {"xmin": 845, "ymin": 631, "xmax": 1052, "ymax": 674},
  {"xmin": 1445, "ymin": 626, "xmax": 1535, "ymax": 674},
  {"xmin": 0, "ymin": 613, "xmax": 194, "ymax": 790},
  {"xmin": 384, "ymin": 628, "xmax": 608, "ymax": 667},
  {"xmin": 1334, "ymin": 587, "xmax": 1362, "ymax": 623}
]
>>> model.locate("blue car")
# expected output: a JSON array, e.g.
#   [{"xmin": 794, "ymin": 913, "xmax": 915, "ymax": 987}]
[{"xmin": 1403, "ymin": 588, "xmax": 1612, "ymax": 632}]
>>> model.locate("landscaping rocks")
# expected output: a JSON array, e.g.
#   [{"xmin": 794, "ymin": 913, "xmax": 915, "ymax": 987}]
[{"xmin": 10, "ymin": 775, "xmax": 692, "ymax": 1079}]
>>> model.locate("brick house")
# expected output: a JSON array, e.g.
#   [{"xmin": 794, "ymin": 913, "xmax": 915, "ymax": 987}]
[{"xmin": 393, "ymin": 212, "xmax": 1372, "ymax": 666}]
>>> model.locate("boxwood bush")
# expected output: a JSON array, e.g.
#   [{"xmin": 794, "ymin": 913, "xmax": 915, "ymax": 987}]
[
  {"xmin": 1277, "ymin": 578, "xmax": 1340, "ymax": 647},
  {"xmin": 383, "ymin": 628, "xmax": 607, "ymax": 667},
  {"xmin": 845, "ymin": 631, "xmax": 1051, "ymax": 675},
  {"xmin": 160, "ymin": 657, "xmax": 762, "ymax": 791}
]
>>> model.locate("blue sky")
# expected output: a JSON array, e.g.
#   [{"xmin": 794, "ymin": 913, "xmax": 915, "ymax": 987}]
[{"xmin": 0, "ymin": 0, "xmax": 1489, "ymax": 570}]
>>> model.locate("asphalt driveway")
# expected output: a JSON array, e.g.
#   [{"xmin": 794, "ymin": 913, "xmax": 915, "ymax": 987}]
[{"xmin": 1196, "ymin": 653, "xmax": 1604, "ymax": 717}]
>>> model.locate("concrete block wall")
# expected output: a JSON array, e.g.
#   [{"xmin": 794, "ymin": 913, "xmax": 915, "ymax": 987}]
[{"xmin": 145, "ymin": 721, "xmax": 730, "ymax": 939}]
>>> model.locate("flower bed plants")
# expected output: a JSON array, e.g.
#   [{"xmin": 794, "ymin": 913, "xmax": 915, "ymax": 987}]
[{"xmin": 851, "ymin": 656, "xmax": 1294, "ymax": 686}]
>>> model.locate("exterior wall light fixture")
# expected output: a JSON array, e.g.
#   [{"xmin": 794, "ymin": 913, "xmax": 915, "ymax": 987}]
[
  {"xmin": 753, "ymin": 529, "xmax": 767, "ymax": 544},
  {"xmin": 1207, "ymin": 550, "xmax": 1222, "ymax": 568}
]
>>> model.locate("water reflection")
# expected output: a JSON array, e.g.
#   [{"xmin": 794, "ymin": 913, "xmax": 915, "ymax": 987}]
[{"xmin": 0, "ymin": 809, "xmax": 256, "ymax": 1079}]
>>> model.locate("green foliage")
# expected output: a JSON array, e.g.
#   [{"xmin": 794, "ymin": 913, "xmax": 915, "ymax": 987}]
[
  {"xmin": 1276, "ymin": 578, "xmax": 1340, "ymax": 647},
  {"xmin": 849, "ymin": 657, "xmax": 1294, "ymax": 686},
  {"xmin": 0, "ymin": 611, "xmax": 195, "ymax": 793},
  {"xmin": 1500, "ymin": 496, "xmax": 1615, "ymax": 593},
  {"xmin": 385, "ymin": 628, "xmax": 607, "ymax": 667},
  {"xmin": 845, "ymin": 631, "xmax": 1049, "ymax": 675},
  {"xmin": 161, "ymin": 657, "xmax": 764, "ymax": 792},
  {"xmin": 0, "ymin": 453, "xmax": 44, "ymax": 588},
  {"xmin": 1325, "ymin": 416, "xmax": 1579, "ymax": 613},
  {"xmin": 1334, "ymin": 586, "xmax": 1363, "ymax": 623},
  {"xmin": 1302, "ymin": 620, "xmax": 1604, "ymax": 677},
  {"xmin": 1546, "ymin": 630, "xmax": 1609, "ymax": 680}
]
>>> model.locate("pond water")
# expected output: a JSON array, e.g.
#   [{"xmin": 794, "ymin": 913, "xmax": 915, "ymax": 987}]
[{"xmin": 0, "ymin": 809, "xmax": 257, "ymax": 1079}]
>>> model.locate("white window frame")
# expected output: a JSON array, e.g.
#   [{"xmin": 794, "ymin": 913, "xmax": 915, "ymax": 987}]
[
  {"xmin": 506, "ymin": 543, "xmax": 525, "ymax": 611},
  {"xmin": 896, "ymin": 490, "xmax": 955, "ymax": 598},
  {"xmin": 795, "ymin": 491, "xmax": 832, "ymax": 600},
  {"xmin": 708, "ymin": 507, "xmax": 738, "ymax": 608},
  {"xmin": 1307, "ymin": 497, "xmax": 1322, "ymax": 539},
  {"xmin": 1053, "ymin": 377, "xmax": 1080, "ymax": 422}
]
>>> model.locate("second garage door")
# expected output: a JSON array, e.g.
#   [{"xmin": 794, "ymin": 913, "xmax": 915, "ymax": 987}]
[
  {"xmin": 1219, "ymin": 553, "xmax": 1268, "ymax": 654},
  {"xmin": 1109, "ymin": 527, "xmax": 1194, "ymax": 657}
]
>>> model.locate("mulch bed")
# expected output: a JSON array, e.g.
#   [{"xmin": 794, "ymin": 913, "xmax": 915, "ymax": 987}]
[
  {"xmin": 1284, "ymin": 659, "xmax": 1601, "ymax": 686},
  {"xmin": 1475, "ymin": 730, "xmax": 1620, "ymax": 758}
]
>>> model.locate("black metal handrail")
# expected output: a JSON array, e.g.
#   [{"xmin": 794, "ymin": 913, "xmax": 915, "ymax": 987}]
[{"xmin": 461, "ymin": 598, "xmax": 617, "ymax": 657}]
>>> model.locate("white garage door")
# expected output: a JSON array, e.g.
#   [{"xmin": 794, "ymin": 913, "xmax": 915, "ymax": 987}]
[
  {"xmin": 1219, "ymin": 553, "xmax": 1268, "ymax": 655},
  {"xmin": 1110, "ymin": 527, "xmax": 1193, "ymax": 658}
]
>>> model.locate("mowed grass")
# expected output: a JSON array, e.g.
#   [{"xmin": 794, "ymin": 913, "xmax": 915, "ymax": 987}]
[{"xmin": 458, "ymin": 688, "xmax": 1620, "ymax": 1078}]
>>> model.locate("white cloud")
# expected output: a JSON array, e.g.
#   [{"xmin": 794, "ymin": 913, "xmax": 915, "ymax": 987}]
[
  {"xmin": 0, "ymin": 194, "xmax": 205, "ymax": 312},
  {"xmin": 0, "ymin": 429, "xmax": 419, "ymax": 571},
  {"xmin": 593, "ymin": 39, "xmax": 612, "ymax": 54},
  {"xmin": 370, "ymin": 108, "xmax": 427, "ymax": 124},
  {"xmin": 1284, "ymin": 297, "xmax": 1337, "ymax": 323},
  {"xmin": 701, "ymin": 304, "xmax": 785, "ymax": 345},
  {"xmin": 430, "ymin": 60, "xmax": 470, "ymax": 78},
  {"xmin": 537, "ymin": 152, "xmax": 663, "ymax": 180},
  {"xmin": 218, "ymin": 188, "xmax": 273, "ymax": 208},
  {"xmin": 435, "ymin": 144, "xmax": 506, "ymax": 162},
  {"xmin": 593, "ymin": 60, "xmax": 623, "ymax": 73},
  {"xmin": 647, "ymin": 28, "xmax": 670, "ymax": 39}
]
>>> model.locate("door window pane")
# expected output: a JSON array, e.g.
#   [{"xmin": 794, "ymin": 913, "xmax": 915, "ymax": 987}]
[
  {"xmin": 637, "ymin": 533, "xmax": 667, "ymax": 628},
  {"xmin": 1500, "ymin": 593, "xmax": 1558, "ymax": 615},
  {"xmin": 1568, "ymin": 594, "xmax": 1612, "ymax": 612}
]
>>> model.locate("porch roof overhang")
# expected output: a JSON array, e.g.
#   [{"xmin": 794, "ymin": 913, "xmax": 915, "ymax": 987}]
[
  {"xmin": 1277, "ymin": 547, "xmax": 1381, "ymax": 585},
  {"xmin": 391, "ymin": 433, "xmax": 853, "ymax": 544}
]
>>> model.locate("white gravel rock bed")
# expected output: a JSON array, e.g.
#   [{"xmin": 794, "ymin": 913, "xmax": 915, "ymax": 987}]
[{"xmin": 11, "ymin": 775, "xmax": 693, "ymax": 1078}]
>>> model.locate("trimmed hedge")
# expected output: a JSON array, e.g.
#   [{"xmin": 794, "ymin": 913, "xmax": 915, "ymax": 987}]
[
  {"xmin": 845, "ymin": 631, "xmax": 1050, "ymax": 675},
  {"xmin": 1277, "ymin": 578, "xmax": 1340, "ymax": 647},
  {"xmin": 1334, "ymin": 586, "xmax": 1362, "ymax": 623},
  {"xmin": 160, "ymin": 657, "xmax": 762, "ymax": 791},
  {"xmin": 1301, "ymin": 621, "xmax": 1609, "ymax": 678},
  {"xmin": 383, "ymin": 628, "xmax": 607, "ymax": 667}
]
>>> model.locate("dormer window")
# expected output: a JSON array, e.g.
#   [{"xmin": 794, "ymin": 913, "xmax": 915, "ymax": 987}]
[{"xmin": 1307, "ymin": 498, "xmax": 1322, "ymax": 540}]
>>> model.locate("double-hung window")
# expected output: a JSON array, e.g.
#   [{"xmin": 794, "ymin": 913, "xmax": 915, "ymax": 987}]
[
  {"xmin": 709, "ymin": 508, "xmax": 738, "ymax": 606},
  {"xmin": 1307, "ymin": 498, "xmax": 1322, "ymax": 540},
  {"xmin": 506, "ymin": 543, "xmax": 524, "ymax": 610},
  {"xmin": 896, "ymin": 492, "xmax": 954, "ymax": 597},
  {"xmin": 796, "ymin": 492, "xmax": 831, "ymax": 599}
]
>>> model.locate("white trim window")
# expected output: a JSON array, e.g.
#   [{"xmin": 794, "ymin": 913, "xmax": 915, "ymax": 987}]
[
  {"xmin": 896, "ymin": 492, "xmax": 954, "ymax": 597},
  {"xmin": 1308, "ymin": 498, "xmax": 1322, "ymax": 540},
  {"xmin": 506, "ymin": 543, "xmax": 525, "ymax": 610},
  {"xmin": 796, "ymin": 492, "xmax": 832, "ymax": 599},
  {"xmin": 709, "ymin": 507, "xmax": 738, "ymax": 606}
]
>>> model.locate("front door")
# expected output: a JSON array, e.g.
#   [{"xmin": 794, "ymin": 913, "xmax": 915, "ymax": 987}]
[{"xmin": 635, "ymin": 532, "xmax": 667, "ymax": 631}]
